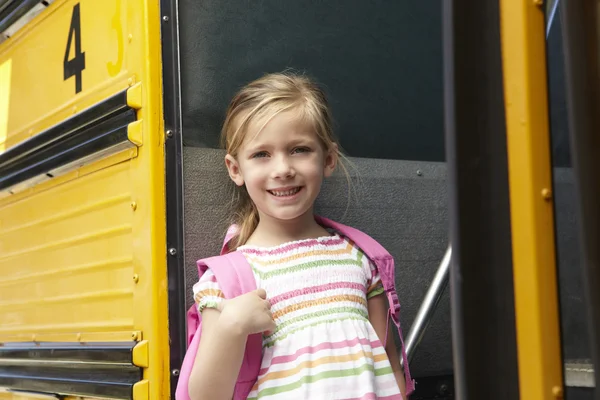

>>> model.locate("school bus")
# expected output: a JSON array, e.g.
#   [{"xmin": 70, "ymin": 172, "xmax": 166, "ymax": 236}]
[{"xmin": 0, "ymin": 0, "xmax": 597, "ymax": 399}]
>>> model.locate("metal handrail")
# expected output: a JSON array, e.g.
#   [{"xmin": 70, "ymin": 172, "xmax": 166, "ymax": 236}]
[{"xmin": 401, "ymin": 245, "xmax": 452, "ymax": 366}]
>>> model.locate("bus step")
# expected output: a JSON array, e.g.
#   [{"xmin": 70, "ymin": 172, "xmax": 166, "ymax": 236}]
[{"xmin": 566, "ymin": 360, "xmax": 595, "ymax": 388}]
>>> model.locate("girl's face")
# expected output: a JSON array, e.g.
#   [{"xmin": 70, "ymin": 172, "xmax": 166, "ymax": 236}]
[{"xmin": 225, "ymin": 110, "xmax": 337, "ymax": 224}]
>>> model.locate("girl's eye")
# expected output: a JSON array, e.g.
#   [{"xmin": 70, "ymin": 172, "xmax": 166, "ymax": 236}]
[
  {"xmin": 251, "ymin": 151, "xmax": 268, "ymax": 159},
  {"xmin": 292, "ymin": 147, "xmax": 311, "ymax": 154}
]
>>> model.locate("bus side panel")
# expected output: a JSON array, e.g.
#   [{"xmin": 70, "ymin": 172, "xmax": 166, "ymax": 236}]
[
  {"xmin": 0, "ymin": 0, "xmax": 169, "ymax": 397},
  {"xmin": 0, "ymin": 158, "xmax": 135, "ymax": 340}
]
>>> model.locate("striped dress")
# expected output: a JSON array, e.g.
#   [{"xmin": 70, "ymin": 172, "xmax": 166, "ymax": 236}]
[{"xmin": 193, "ymin": 233, "xmax": 402, "ymax": 400}]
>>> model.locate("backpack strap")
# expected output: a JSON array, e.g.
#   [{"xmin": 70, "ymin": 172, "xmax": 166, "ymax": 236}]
[
  {"xmin": 197, "ymin": 252, "xmax": 263, "ymax": 398},
  {"xmin": 198, "ymin": 251, "xmax": 256, "ymax": 297},
  {"xmin": 315, "ymin": 216, "xmax": 415, "ymax": 395},
  {"xmin": 220, "ymin": 224, "xmax": 240, "ymax": 255},
  {"xmin": 378, "ymin": 257, "xmax": 415, "ymax": 395},
  {"xmin": 315, "ymin": 216, "xmax": 391, "ymax": 261}
]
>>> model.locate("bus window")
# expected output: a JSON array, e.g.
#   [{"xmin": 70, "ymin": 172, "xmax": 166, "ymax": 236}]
[
  {"xmin": 179, "ymin": 1, "xmax": 444, "ymax": 163},
  {"xmin": 0, "ymin": 1, "xmax": 53, "ymax": 44}
]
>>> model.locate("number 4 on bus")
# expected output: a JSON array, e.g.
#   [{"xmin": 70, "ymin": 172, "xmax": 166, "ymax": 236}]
[{"xmin": 63, "ymin": 3, "xmax": 85, "ymax": 94}]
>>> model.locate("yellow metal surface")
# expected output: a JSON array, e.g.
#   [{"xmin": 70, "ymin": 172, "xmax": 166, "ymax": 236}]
[
  {"xmin": 0, "ymin": 0, "xmax": 135, "ymax": 152},
  {"xmin": 0, "ymin": 392, "xmax": 57, "ymax": 400},
  {"xmin": 0, "ymin": 0, "xmax": 169, "ymax": 398},
  {"xmin": 0, "ymin": 392, "xmax": 134, "ymax": 400},
  {"xmin": 127, "ymin": 0, "xmax": 169, "ymax": 396},
  {"xmin": 133, "ymin": 380, "xmax": 150, "ymax": 400},
  {"xmin": 0, "ymin": 330, "xmax": 141, "ymax": 343},
  {"xmin": 499, "ymin": 1, "xmax": 564, "ymax": 399},
  {"xmin": 127, "ymin": 82, "xmax": 143, "ymax": 109},
  {"xmin": 128, "ymin": 119, "xmax": 144, "ymax": 146},
  {"xmin": 133, "ymin": 340, "xmax": 150, "ymax": 368},
  {"xmin": 0, "ymin": 162, "xmax": 135, "ymax": 335}
]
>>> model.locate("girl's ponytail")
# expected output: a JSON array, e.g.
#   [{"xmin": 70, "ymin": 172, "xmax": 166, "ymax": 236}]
[{"xmin": 228, "ymin": 189, "xmax": 259, "ymax": 251}]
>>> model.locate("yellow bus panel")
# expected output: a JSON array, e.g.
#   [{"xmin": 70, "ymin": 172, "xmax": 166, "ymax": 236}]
[
  {"xmin": 500, "ymin": 0, "xmax": 564, "ymax": 398},
  {"xmin": 0, "ymin": 0, "xmax": 169, "ymax": 397},
  {"xmin": 0, "ymin": 0, "xmax": 138, "ymax": 153},
  {"xmin": 0, "ymin": 160, "xmax": 134, "ymax": 339}
]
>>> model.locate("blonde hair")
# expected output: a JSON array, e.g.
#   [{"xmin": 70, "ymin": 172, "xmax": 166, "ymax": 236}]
[{"xmin": 221, "ymin": 72, "xmax": 348, "ymax": 250}]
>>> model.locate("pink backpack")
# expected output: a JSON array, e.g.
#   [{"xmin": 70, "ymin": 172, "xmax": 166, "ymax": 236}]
[{"xmin": 175, "ymin": 216, "xmax": 415, "ymax": 399}]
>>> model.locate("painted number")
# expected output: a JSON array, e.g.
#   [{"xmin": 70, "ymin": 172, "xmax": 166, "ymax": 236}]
[{"xmin": 63, "ymin": 3, "xmax": 86, "ymax": 94}]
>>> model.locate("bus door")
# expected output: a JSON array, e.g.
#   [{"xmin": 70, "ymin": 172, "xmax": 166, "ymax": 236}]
[
  {"xmin": 0, "ymin": 0, "xmax": 169, "ymax": 398},
  {"xmin": 166, "ymin": 1, "xmax": 455, "ymax": 398},
  {"xmin": 444, "ymin": 0, "xmax": 599, "ymax": 399}
]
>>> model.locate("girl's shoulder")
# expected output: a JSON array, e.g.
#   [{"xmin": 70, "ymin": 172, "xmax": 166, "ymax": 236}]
[
  {"xmin": 192, "ymin": 269, "xmax": 224, "ymax": 312},
  {"xmin": 192, "ymin": 268, "xmax": 219, "ymax": 294},
  {"xmin": 314, "ymin": 216, "xmax": 392, "ymax": 256}
]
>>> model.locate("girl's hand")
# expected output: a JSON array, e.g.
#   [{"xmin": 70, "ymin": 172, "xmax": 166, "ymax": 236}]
[{"xmin": 218, "ymin": 288, "xmax": 276, "ymax": 336}]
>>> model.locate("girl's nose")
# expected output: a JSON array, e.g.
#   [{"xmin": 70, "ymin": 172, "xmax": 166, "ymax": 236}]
[{"xmin": 272, "ymin": 156, "xmax": 295, "ymax": 179}]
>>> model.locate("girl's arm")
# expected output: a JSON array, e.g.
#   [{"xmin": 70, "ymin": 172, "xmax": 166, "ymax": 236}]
[
  {"xmin": 368, "ymin": 293, "xmax": 408, "ymax": 400},
  {"xmin": 188, "ymin": 269, "xmax": 247, "ymax": 400},
  {"xmin": 188, "ymin": 289, "xmax": 275, "ymax": 400},
  {"xmin": 188, "ymin": 307, "xmax": 247, "ymax": 400}
]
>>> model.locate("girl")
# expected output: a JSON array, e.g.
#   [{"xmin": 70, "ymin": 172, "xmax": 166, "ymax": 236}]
[{"xmin": 188, "ymin": 72, "xmax": 408, "ymax": 400}]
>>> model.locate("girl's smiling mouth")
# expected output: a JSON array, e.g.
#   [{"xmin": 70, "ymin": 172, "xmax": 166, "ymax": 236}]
[{"xmin": 267, "ymin": 186, "xmax": 302, "ymax": 197}]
